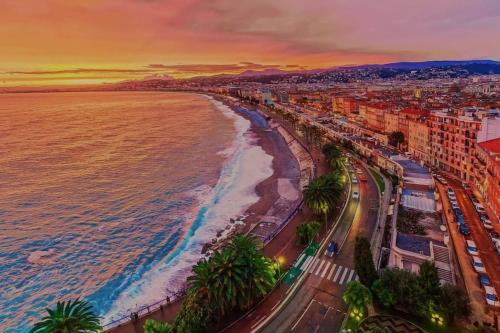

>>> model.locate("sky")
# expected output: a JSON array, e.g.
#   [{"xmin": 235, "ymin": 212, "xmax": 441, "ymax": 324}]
[{"xmin": 1, "ymin": 0, "xmax": 500, "ymax": 87}]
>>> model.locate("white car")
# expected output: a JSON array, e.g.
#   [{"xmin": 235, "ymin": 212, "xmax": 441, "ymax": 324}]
[
  {"xmin": 466, "ymin": 240, "xmax": 479, "ymax": 256},
  {"xmin": 484, "ymin": 286, "xmax": 500, "ymax": 307},
  {"xmin": 472, "ymin": 256, "xmax": 486, "ymax": 273},
  {"xmin": 482, "ymin": 219, "xmax": 493, "ymax": 230},
  {"xmin": 352, "ymin": 191, "xmax": 360, "ymax": 200},
  {"xmin": 352, "ymin": 176, "xmax": 358, "ymax": 184}
]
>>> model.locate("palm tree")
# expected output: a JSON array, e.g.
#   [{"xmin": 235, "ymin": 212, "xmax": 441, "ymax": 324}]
[
  {"xmin": 30, "ymin": 298, "xmax": 101, "ymax": 333},
  {"xmin": 342, "ymin": 281, "xmax": 372, "ymax": 313},
  {"xmin": 303, "ymin": 173, "xmax": 344, "ymax": 230},
  {"xmin": 322, "ymin": 143, "xmax": 343, "ymax": 170},
  {"xmin": 187, "ymin": 234, "xmax": 276, "ymax": 318},
  {"xmin": 296, "ymin": 221, "xmax": 321, "ymax": 245}
]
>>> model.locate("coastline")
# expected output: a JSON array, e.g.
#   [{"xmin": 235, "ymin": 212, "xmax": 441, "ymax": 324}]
[
  {"xmin": 226, "ymin": 100, "xmax": 302, "ymax": 236},
  {"xmin": 102, "ymin": 93, "xmax": 302, "ymax": 328},
  {"xmin": 104, "ymin": 94, "xmax": 305, "ymax": 331}
]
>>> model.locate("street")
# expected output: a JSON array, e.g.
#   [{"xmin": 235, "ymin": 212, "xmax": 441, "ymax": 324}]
[{"xmin": 259, "ymin": 161, "xmax": 380, "ymax": 333}]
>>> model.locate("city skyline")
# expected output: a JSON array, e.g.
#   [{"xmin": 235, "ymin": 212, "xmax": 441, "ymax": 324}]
[{"xmin": 2, "ymin": 0, "xmax": 500, "ymax": 86}]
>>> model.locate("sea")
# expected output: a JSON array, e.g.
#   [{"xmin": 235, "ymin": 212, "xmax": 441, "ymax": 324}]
[{"xmin": 0, "ymin": 91, "xmax": 273, "ymax": 332}]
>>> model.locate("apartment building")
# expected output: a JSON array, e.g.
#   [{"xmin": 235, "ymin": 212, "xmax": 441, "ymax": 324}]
[
  {"xmin": 429, "ymin": 109, "xmax": 500, "ymax": 182},
  {"xmin": 398, "ymin": 108, "xmax": 429, "ymax": 143},
  {"xmin": 475, "ymin": 138, "xmax": 500, "ymax": 218},
  {"xmin": 384, "ymin": 111, "xmax": 399, "ymax": 134},
  {"xmin": 365, "ymin": 103, "xmax": 388, "ymax": 133},
  {"xmin": 408, "ymin": 119, "xmax": 431, "ymax": 165},
  {"xmin": 332, "ymin": 96, "xmax": 358, "ymax": 116}
]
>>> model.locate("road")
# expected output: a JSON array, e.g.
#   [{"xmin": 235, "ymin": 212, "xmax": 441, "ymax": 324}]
[
  {"xmin": 437, "ymin": 178, "xmax": 500, "ymax": 322},
  {"xmin": 258, "ymin": 161, "xmax": 380, "ymax": 333}
]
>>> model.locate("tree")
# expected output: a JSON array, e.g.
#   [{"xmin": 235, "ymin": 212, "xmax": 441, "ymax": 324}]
[
  {"xmin": 296, "ymin": 221, "xmax": 321, "ymax": 245},
  {"xmin": 376, "ymin": 268, "xmax": 426, "ymax": 317},
  {"xmin": 322, "ymin": 143, "xmax": 343, "ymax": 170},
  {"xmin": 354, "ymin": 236, "xmax": 378, "ymax": 287},
  {"xmin": 303, "ymin": 173, "xmax": 344, "ymax": 229},
  {"xmin": 437, "ymin": 284, "xmax": 471, "ymax": 323},
  {"xmin": 175, "ymin": 293, "xmax": 213, "ymax": 333},
  {"xmin": 388, "ymin": 131, "xmax": 404, "ymax": 148},
  {"xmin": 184, "ymin": 234, "xmax": 276, "ymax": 328},
  {"xmin": 371, "ymin": 279, "xmax": 395, "ymax": 308},
  {"xmin": 342, "ymin": 281, "xmax": 372, "ymax": 313},
  {"xmin": 30, "ymin": 299, "xmax": 101, "ymax": 333},
  {"xmin": 418, "ymin": 261, "xmax": 441, "ymax": 299},
  {"xmin": 144, "ymin": 319, "xmax": 173, "ymax": 333}
]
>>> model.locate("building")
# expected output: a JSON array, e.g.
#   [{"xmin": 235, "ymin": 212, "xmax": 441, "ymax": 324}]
[
  {"xmin": 475, "ymin": 138, "xmax": 500, "ymax": 219},
  {"xmin": 365, "ymin": 103, "xmax": 388, "ymax": 133},
  {"xmin": 261, "ymin": 90, "xmax": 273, "ymax": 106},
  {"xmin": 398, "ymin": 107, "xmax": 429, "ymax": 144},
  {"xmin": 408, "ymin": 119, "xmax": 431, "ymax": 165},
  {"xmin": 384, "ymin": 111, "xmax": 399, "ymax": 134},
  {"xmin": 429, "ymin": 109, "xmax": 500, "ymax": 182}
]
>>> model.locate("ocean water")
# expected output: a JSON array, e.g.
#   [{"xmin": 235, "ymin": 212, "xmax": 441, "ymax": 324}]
[{"xmin": 0, "ymin": 92, "xmax": 273, "ymax": 332}]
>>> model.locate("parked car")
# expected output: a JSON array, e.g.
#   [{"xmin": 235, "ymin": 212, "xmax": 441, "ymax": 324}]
[
  {"xmin": 447, "ymin": 187, "xmax": 454, "ymax": 194},
  {"xmin": 484, "ymin": 286, "xmax": 500, "ymax": 307},
  {"xmin": 479, "ymin": 273, "xmax": 492, "ymax": 287},
  {"xmin": 459, "ymin": 223, "xmax": 471, "ymax": 236},
  {"xmin": 455, "ymin": 216, "xmax": 465, "ymax": 223},
  {"xmin": 482, "ymin": 219, "xmax": 493, "ymax": 230},
  {"xmin": 466, "ymin": 240, "xmax": 479, "ymax": 256},
  {"xmin": 463, "ymin": 183, "xmax": 470, "ymax": 190},
  {"xmin": 352, "ymin": 176, "xmax": 358, "ymax": 184},
  {"xmin": 451, "ymin": 202, "xmax": 460, "ymax": 210},
  {"xmin": 352, "ymin": 191, "xmax": 359, "ymax": 200},
  {"xmin": 454, "ymin": 208, "xmax": 464, "ymax": 216},
  {"xmin": 472, "ymin": 256, "xmax": 486, "ymax": 273}
]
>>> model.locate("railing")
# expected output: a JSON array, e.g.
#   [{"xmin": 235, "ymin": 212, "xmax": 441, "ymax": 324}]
[{"xmin": 102, "ymin": 288, "xmax": 187, "ymax": 329}]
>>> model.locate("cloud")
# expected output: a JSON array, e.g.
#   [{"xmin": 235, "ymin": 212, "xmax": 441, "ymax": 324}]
[
  {"xmin": 7, "ymin": 68, "xmax": 159, "ymax": 75},
  {"xmin": 145, "ymin": 62, "xmax": 283, "ymax": 74}
]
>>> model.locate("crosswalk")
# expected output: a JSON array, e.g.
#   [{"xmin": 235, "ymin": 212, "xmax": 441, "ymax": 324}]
[{"xmin": 298, "ymin": 257, "xmax": 358, "ymax": 285}]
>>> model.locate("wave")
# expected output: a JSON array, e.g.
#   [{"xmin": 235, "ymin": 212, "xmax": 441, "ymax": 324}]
[{"xmin": 102, "ymin": 97, "xmax": 274, "ymax": 322}]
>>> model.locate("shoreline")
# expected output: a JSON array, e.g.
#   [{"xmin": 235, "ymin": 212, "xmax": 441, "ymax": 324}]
[
  {"xmin": 224, "ymin": 99, "xmax": 302, "ymax": 238},
  {"xmin": 103, "ymin": 93, "xmax": 303, "ymax": 329}
]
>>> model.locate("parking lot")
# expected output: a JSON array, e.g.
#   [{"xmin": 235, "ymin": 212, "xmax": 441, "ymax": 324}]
[{"xmin": 435, "ymin": 177, "xmax": 500, "ymax": 321}]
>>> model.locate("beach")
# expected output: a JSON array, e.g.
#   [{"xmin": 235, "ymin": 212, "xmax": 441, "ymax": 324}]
[{"xmin": 105, "ymin": 95, "xmax": 309, "ymax": 332}]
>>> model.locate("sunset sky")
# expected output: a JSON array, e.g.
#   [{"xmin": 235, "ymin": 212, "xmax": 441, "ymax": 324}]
[{"xmin": 1, "ymin": 0, "xmax": 500, "ymax": 87}]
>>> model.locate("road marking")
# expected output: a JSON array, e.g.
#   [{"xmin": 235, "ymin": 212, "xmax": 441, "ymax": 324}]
[
  {"xmin": 327, "ymin": 264, "xmax": 337, "ymax": 280},
  {"xmin": 294, "ymin": 253, "xmax": 305, "ymax": 267},
  {"xmin": 320, "ymin": 262, "xmax": 331, "ymax": 278},
  {"xmin": 315, "ymin": 260, "xmax": 326, "ymax": 275},
  {"xmin": 333, "ymin": 266, "xmax": 343, "ymax": 282},
  {"xmin": 309, "ymin": 258, "xmax": 320, "ymax": 273},
  {"xmin": 251, "ymin": 315, "xmax": 267, "ymax": 329},
  {"xmin": 347, "ymin": 269, "xmax": 355, "ymax": 283},
  {"xmin": 300, "ymin": 256, "xmax": 313, "ymax": 270},
  {"xmin": 338, "ymin": 268, "xmax": 349, "ymax": 285},
  {"xmin": 291, "ymin": 299, "xmax": 316, "ymax": 331},
  {"xmin": 270, "ymin": 300, "xmax": 281, "ymax": 311}
]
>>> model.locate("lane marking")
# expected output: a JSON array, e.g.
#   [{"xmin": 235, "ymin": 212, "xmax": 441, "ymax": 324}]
[
  {"xmin": 338, "ymin": 268, "xmax": 349, "ymax": 285},
  {"xmin": 315, "ymin": 260, "xmax": 326, "ymax": 275},
  {"xmin": 300, "ymin": 256, "xmax": 313, "ymax": 270},
  {"xmin": 320, "ymin": 262, "xmax": 331, "ymax": 278},
  {"xmin": 251, "ymin": 315, "xmax": 267, "ymax": 329},
  {"xmin": 309, "ymin": 258, "xmax": 320, "ymax": 273},
  {"xmin": 347, "ymin": 269, "xmax": 355, "ymax": 283},
  {"xmin": 333, "ymin": 266, "xmax": 344, "ymax": 283},
  {"xmin": 294, "ymin": 253, "xmax": 305, "ymax": 267},
  {"xmin": 291, "ymin": 299, "xmax": 316, "ymax": 331},
  {"xmin": 327, "ymin": 264, "xmax": 337, "ymax": 280}
]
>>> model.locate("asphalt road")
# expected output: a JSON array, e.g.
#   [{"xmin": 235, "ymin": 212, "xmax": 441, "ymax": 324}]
[
  {"xmin": 259, "ymin": 161, "xmax": 380, "ymax": 333},
  {"xmin": 437, "ymin": 178, "xmax": 500, "ymax": 322}
]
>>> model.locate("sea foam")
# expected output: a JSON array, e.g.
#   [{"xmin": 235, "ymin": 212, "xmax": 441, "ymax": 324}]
[{"xmin": 103, "ymin": 97, "xmax": 273, "ymax": 322}]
